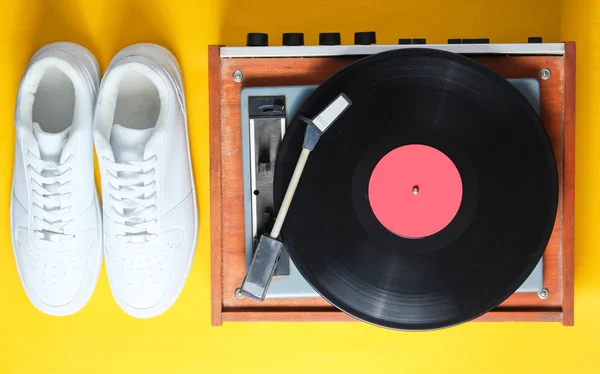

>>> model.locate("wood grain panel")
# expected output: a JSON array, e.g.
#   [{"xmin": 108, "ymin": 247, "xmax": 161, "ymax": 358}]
[
  {"xmin": 562, "ymin": 42, "xmax": 576, "ymax": 326},
  {"xmin": 221, "ymin": 310, "xmax": 563, "ymax": 323},
  {"xmin": 208, "ymin": 45, "xmax": 224, "ymax": 326}
]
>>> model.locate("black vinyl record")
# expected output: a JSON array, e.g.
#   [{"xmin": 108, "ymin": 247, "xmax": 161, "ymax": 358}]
[{"xmin": 273, "ymin": 49, "xmax": 558, "ymax": 330}]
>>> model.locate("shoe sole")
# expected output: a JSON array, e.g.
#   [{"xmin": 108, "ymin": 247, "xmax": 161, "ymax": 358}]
[
  {"xmin": 10, "ymin": 42, "xmax": 103, "ymax": 317},
  {"xmin": 104, "ymin": 43, "xmax": 199, "ymax": 319}
]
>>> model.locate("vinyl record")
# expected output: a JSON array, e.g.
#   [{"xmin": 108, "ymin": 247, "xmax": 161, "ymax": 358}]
[{"xmin": 273, "ymin": 49, "xmax": 558, "ymax": 330}]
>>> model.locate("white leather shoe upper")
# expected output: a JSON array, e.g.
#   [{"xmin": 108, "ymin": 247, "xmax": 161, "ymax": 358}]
[
  {"xmin": 94, "ymin": 44, "xmax": 198, "ymax": 318},
  {"xmin": 11, "ymin": 42, "xmax": 102, "ymax": 316}
]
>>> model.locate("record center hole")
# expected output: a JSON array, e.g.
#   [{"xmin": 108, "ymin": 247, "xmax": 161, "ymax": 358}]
[
  {"xmin": 412, "ymin": 185, "xmax": 419, "ymax": 195},
  {"xmin": 253, "ymin": 190, "xmax": 260, "ymax": 196}
]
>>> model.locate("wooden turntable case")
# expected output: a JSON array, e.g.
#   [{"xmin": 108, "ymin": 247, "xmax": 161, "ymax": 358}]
[{"xmin": 208, "ymin": 43, "xmax": 575, "ymax": 326}]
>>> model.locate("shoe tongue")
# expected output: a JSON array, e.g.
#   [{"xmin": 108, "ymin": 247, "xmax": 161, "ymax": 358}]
[
  {"xmin": 32, "ymin": 122, "xmax": 70, "ymax": 163},
  {"xmin": 109, "ymin": 124, "xmax": 154, "ymax": 163}
]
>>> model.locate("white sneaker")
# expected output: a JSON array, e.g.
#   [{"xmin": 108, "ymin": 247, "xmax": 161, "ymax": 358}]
[
  {"xmin": 94, "ymin": 44, "xmax": 198, "ymax": 318},
  {"xmin": 11, "ymin": 42, "xmax": 102, "ymax": 316}
]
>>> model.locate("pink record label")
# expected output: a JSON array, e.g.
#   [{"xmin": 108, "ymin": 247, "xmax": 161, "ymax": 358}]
[{"xmin": 368, "ymin": 144, "xmax": 463, "ymax": 239}]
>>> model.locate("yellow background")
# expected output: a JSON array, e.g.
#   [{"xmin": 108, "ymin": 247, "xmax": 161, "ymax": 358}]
[{"xmin": 0, "ymin": 0, "xmax": 598, "ymax": 372}]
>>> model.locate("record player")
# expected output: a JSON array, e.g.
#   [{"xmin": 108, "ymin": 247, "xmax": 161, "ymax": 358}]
[{"xmin": 209, "ymin": 34, "xmax": 575, "ymax": 329}]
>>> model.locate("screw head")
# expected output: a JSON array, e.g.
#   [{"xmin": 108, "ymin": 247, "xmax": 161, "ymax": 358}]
[
  {"xmin": 232, "ymin": 70, "xmax": 244, "ymax": 83},
  {"xmin": 538, "ymin": 287, "xmax": 549, "ymax": 300},
  {"xmin": 539, "ymin": 67, "xmax": 551, "ymax": 80},
  {"xmin": 235, "ymin": 288, "xmax": 245, "ymax": 299}
]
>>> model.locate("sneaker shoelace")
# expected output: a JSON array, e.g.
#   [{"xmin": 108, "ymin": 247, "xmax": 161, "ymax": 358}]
[
  {"xmin": 27, "ymin": 150, "xmax": 75, "ymax": 242},
  {"xmin": 104, "ymin": 156, "xmax": 159, "ymax": 243}
]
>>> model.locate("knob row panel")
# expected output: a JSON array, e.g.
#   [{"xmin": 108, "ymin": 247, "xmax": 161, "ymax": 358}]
[{"xmin": 246, "ymin": 33, "xmax": 544, "ymax": 46}]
